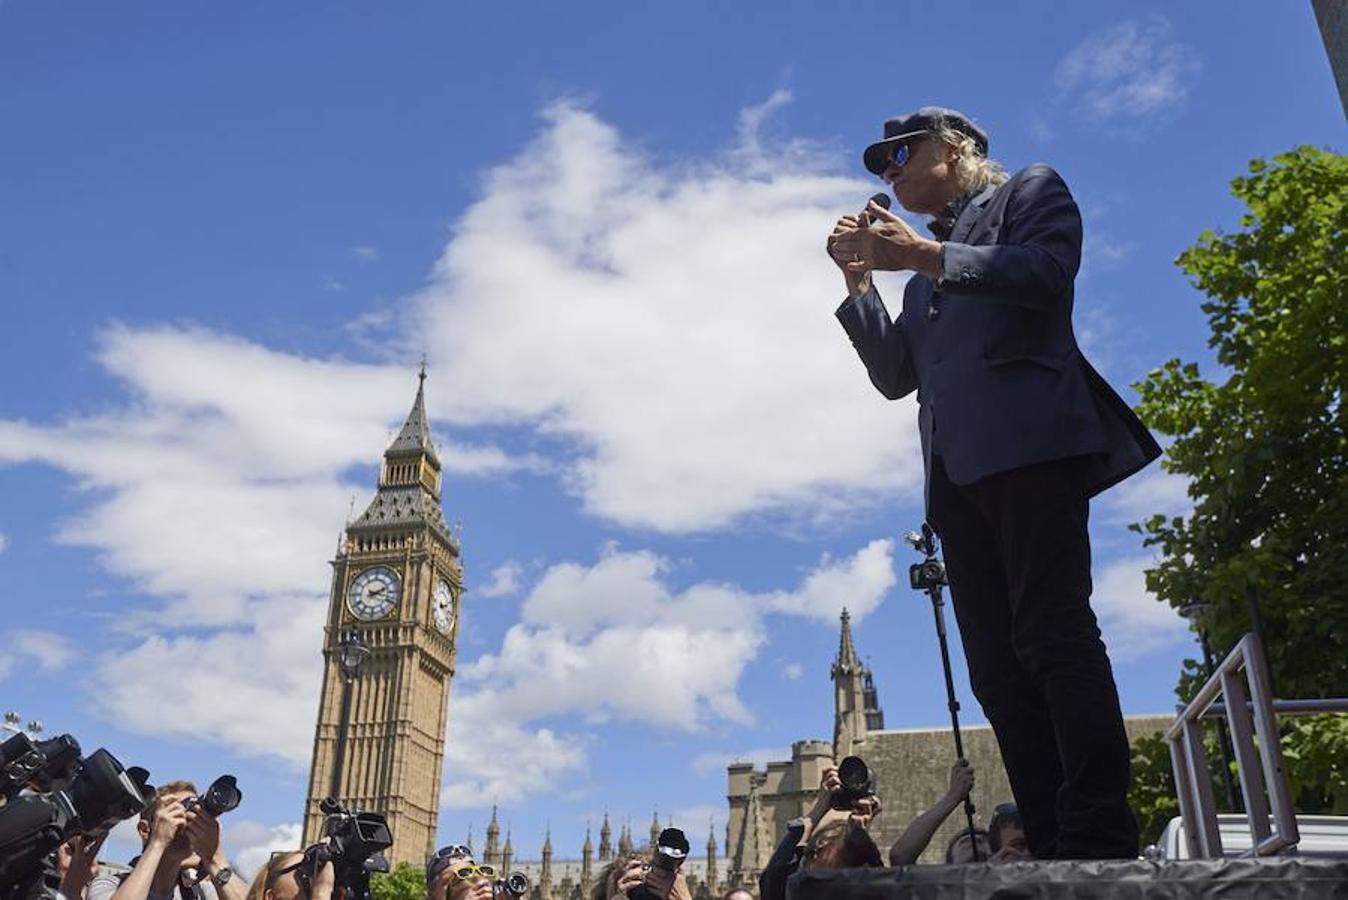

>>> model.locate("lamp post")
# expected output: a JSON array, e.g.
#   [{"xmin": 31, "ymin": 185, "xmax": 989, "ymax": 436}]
[
  {"xmin": 329, "ymin": 631, "xmax": 371, "ymax": 801},
  {"xmin": 1178, "ymin": 602, "xmax": 1241, "ymax": 812}
]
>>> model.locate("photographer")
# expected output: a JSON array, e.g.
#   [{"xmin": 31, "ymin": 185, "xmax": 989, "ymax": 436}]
[
  {"xmin": 594, "ymin": 854, "xmax": 692, "ymax": 900},
  {"xmin": 425, "ymin": 845, "xmax": 475, "ymax": 900},
  {"xmin": 242, "ymin": 850, "xmax": 334, "ymax": 900},
  {"xmin": 56, "ymin": 833, "xmax": 108, "ymax": 899},
  {"xmin": 886, "ymin": 759, "xmax": 975, "ymax": 866},
  {"xmin": 758, "ymin": 764, "xmax": 880, "ymax": 900},
  {"xmin": 88, "ymin": 781, "xmax": 246, "ymax": 900}
]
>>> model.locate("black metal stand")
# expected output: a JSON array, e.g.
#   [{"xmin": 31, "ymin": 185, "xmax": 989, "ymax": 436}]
[
  {"xmin": 330, "ymin": 674, "xmax": 354, "ymax": 801},
  {"xmin": 907, "ymin": 524, "xmax": 980, "ymax": 861}
]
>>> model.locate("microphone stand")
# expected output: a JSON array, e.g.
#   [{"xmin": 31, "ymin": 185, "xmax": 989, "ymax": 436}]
[{"xmin": 905, "ymin": 523, "xmax": 980, "ymax": 861}]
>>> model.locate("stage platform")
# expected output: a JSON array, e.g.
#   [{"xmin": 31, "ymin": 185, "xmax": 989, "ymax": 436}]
[{"xmin": 789, "ymin": 856, "xmax": 1348, "ymax": 899}]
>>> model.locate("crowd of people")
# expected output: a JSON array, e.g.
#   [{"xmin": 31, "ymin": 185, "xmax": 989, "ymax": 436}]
[{"xmin": 35, "ymin": 754, "xmax": 1031, "ymax": 900}]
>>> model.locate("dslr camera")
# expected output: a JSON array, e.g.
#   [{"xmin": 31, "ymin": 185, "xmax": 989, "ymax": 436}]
[
  {"xmin": 627, "ymin": 828, "xmax": 688, "ymax": 900},
  {"xmin": 831, "ymin": 756, "xmax": 875, "ymax": 809},
  {"xmin": 493, "ymin": 871, "xmax": 530, "ymax": 898},
  {"xmin": 0, "ymin": 732, "xmax": 153, "ymax": 900},
  {"xmin": 181, "ymin": 774, "xmax": 242, "ymax": 818},
  {"xmin": 300, "ymin": 797, "xmax": 393, "ymax": 900}
]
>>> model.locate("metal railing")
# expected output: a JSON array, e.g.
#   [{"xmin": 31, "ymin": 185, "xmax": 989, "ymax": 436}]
[{"xmin": 1165, "ymin": 632, "xmax": 1327, "ymax": 859}]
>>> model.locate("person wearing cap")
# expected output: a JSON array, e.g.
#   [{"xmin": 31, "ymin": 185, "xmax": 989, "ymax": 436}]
[{"xmin": 827, "ymin": 107, "xmax": 1160, "ymax": 860}]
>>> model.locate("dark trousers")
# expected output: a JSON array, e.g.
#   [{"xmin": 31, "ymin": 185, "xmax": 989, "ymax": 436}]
[{"xmin": 928, "ymin": 454, "xmax": 1138, "ymax": 860}]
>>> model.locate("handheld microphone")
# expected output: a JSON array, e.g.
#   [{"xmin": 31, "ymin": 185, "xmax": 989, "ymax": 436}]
[{"xmin": 859, "ymin": 192, "xmax": 891, "ymax": 227}]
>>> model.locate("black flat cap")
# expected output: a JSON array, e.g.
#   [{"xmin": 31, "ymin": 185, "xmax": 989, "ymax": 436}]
[{"xmin": 863, "ymin": 106, "xmax": 990, "ymax": 175}]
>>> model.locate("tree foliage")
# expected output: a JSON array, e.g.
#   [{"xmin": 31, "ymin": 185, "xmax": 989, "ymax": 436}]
[
  {"xmin": 1131, "ymin": 145, "xmax": 1348, "ymax": 702},
  {"xmin": 1126, "ymin": 146, "xmax": 1348, "ymax": 844},
  {"xmin": 371, "ymin": 862, "xmax": 428, "ymax": 900}
]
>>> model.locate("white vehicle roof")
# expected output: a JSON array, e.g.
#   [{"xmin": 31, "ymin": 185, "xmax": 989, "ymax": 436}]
[{"xmin": 1154, "ymin": 814, "xmax": 1348, "ymax": 860}]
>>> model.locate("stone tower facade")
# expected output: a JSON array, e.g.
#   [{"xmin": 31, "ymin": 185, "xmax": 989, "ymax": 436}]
[
  {"xmin": 831, "ymin": 608, "xmax": 883, "ymax": 759},
  {"xmin": 301, "ymin": 370, "xmax": 463, "ymax": 867}
]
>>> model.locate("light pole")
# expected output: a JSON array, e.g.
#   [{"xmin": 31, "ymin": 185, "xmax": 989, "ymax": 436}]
[
  {"xmin": 329, "ymin": 631, "xmax": 371, "ymax": 801},
  {"xmin": 1178, "ymin": 602, "xmax": 1241, "ymax": 812}
]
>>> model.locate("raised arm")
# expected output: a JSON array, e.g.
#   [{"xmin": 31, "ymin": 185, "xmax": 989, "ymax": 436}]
[{"xmin": 888, "ymin": 760, "xmax": 975, "ymax": 866}]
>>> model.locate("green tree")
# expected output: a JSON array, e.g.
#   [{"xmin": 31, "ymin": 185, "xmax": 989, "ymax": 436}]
[
  {"xmin": 1131, "ymin": 145, "xmax": 1348, "ymax": 701},
  {"xmin": 1126, "ymin": 146, "xmax": 1348, "ymax": 845},
  {"xmin": 371, "ymin": 862, "xmax": 428, "ymax": 900}
]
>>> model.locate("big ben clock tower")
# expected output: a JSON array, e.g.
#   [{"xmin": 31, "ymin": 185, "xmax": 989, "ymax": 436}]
[{"xmin": 302, "ymin": 368, "xmax": 461, "ymax": 866}]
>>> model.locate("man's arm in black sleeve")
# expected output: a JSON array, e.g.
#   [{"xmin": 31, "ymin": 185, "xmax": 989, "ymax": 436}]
[
  {"xmin": 759, "ymin": 822, "xmax": 806, "ymax": 900},
  {"xmin": 938, "ymin": 164, "xmax": 1083, "ymax": 309},
  {"xmin": 835, "ymin": 286, "xmax": 918, "ymax": 400}
]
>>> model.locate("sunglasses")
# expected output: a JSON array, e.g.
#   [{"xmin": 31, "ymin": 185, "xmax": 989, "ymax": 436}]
[
  {"xmin": 992, "ymin": 802, "xmax": 1019, "ymax": 818},
  {"xmin": 888, "ymin": 134, "xmax": 929, "ymax": 170},
  {"xmin": 265, "ymin": 852, "xmax": 309, "ymax": 895},
  {"xmin": 430, "ymin": 844, "xmax": 473, "ymax": 863},
  {"xmin": 451, "ymin": 864, "xmax": 497, "ymax": 881}
]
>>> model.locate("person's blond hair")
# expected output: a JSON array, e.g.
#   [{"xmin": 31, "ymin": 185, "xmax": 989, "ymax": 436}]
[
  {"xmin": 932, "ymin": 120, "xmax": 1008, "ymax": 194},
  {"xmin": 245, "ymin": 850, "xmax": 303, "ymax": 900},
  {"xmin": 140, "ymin": 780, "xmax": 197, "ymax": 823}
]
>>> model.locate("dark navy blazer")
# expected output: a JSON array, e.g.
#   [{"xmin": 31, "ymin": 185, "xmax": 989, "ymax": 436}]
[{"xmin": 836, "ymin": 164, "xmax": 1160, "ymax": 504}]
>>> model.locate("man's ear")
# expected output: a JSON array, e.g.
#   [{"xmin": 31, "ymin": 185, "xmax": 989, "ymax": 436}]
[{"xmin": 137, "ymin": 819, "xmax": 150, "ymax": 843}]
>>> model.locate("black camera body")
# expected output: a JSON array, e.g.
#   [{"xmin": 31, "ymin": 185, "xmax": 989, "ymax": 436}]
[
  {"xmin": 493, "ymin": 871, "xmax": 530, "ymax": 898},
  {"xmin": 833, "ymin": 756, "xmax": 875, "ymax": 808},
  {"xmin": 182, "ymin": 775, "xmax": 242, "ymax": 818},
  {"xmin": 908, "ymin": 558, "xmax": 947, "ymax": 590},
  {"xmin": 0, "ymin": 737, "xmax": 153, "ymax": 900},
  {"xmin": 627, "ymin": 828, "xmax": 688, "ymax": 900},
  {"xmin": 301, "ymin": 797, "xmax": 393, "ymax": 900}
]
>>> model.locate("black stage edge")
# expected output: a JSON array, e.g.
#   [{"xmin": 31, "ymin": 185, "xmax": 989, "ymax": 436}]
[{"xmin": 788, "ymin": 857, "xmax": 1348, "ymax": 899}]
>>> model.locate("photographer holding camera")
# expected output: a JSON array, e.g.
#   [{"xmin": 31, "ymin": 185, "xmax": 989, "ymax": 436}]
[
  {"xmin": 88, "ymin": 781, "xmax": 246, "ymax": 900},
  {"xmin": 594, "ymin": 854, "xmax": 692, "ymax": 900},
  {"xmin": 758, "ymin": 761, "xmax": 881, "ymax": 900}
]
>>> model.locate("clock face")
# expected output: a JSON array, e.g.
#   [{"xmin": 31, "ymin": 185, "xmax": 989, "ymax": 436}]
[
  {"xmin": 432, "ymin": 579, "xmax": 455, "ymax": 635},
  {"xmin": 348, "ymin": 566, "xmax": 401, "ymax": 621}
]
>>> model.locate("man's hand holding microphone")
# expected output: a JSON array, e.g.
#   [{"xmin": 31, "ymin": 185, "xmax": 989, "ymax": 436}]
[{"xmin": 827, "ymin": 195, "xmax": 943, "ymax": 295}]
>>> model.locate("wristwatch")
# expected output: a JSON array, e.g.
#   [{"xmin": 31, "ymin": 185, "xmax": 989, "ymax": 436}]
[{"xmin": 210, "ymin": 866, "xmax": 234, "ymax": 889}]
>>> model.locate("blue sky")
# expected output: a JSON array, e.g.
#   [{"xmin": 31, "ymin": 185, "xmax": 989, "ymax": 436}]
[{"xmin": 1, "ymin": 0, "xmax": 1343, "ymax": 877}]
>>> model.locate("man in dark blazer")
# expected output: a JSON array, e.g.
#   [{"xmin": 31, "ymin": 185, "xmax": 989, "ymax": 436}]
[{"xmin": 827, "ymin": 107, "xmax": 1161, "ymax": 860}]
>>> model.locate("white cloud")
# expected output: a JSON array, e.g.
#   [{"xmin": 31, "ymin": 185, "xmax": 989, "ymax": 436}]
[
  {"xmin": 0, "ymin": 630, "xmax": 77, "ymax": 682},
  {"xmin": 479, "ymin": 561, "xmax": 524, "ymax": 598},
  {"xmin": 444, "ymin": 540, "xmax": 895, "ymax": 807},
  {"xmin": 352, "ymin": 246, "xmax": 380, "ymax": 264},
  {"xmin": 782, "ymin": 662, "xmax": 804, "ymax": 681},
  {"xmin": 0, "ymin": 532, "xmax": 8, "ymax": 553},
  {"xmin": 1100, "ymin": 463, "xmax": 1190, "ymax": 525},
  {"xmin": 1055, "ymin": 17, "xmax": 1200, "ymax": 123},
  {"xmin": 1092, "ymin": 555, "xmax": 1188, "ymax": 660},
  {"xmin": 413, "ymin": 98, "xmax": 923, "ymax": 532},
  {"xmin": 226, "ymin": 820, "xmax": 304, "ymax": 880},
  {"xmin": 94, "ymin": 596, "xmax": 326, "ymax": 767},
  {"xmin": 690, "ymin": 746, "xmax": 790, "ymax": 778}
]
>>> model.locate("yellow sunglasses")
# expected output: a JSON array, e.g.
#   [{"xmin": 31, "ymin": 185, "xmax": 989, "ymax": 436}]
[{"xmin": 452, "ymin": 865, "xmax": 497, "ymax": 881}]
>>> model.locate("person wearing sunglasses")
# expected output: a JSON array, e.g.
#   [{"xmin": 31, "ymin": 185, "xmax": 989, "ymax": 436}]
[
  {"xmin": 242, "ymin": 851, "xmax": 333, "ymax": 900},
  {"xmin": 427, "ymin": 847, "xmax": 492, "ymax": 900},
  {"xmin": 827, "ymin": 107, "xmax": 1160, "ymax": 862}
]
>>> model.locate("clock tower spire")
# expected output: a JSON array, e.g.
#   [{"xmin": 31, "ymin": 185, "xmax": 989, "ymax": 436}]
[{"xmin": 302, "ymin": 369, "xmax": 462, "ymax": 867}]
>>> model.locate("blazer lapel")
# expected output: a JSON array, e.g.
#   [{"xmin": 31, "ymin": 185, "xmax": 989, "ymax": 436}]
[{"xmin": 949, "ymin": 185, "xmax": 999, "ymax": 244}]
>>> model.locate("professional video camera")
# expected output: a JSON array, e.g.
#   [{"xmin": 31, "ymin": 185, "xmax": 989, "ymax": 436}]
[
  {"xmin": 627, "ymin": 827, "xmax": 688, "ymax": 900},
  {"xmin": 831, "ymin": 756, "xmax": 875, "ymax": 809},
  {"xmin": 182, "ymin": 774, "xmax": 242, "ymax": 818},
  {"xmin": 492, "ymin": 871, "xmax": 530, "ymax": 898},
  {"xmin": 299, "ymin": 797, "xmax": 393, "ymax": 900},
  {"xmin": 0, "ymin": 733, "xmax": 153, "ymax": 900}
]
